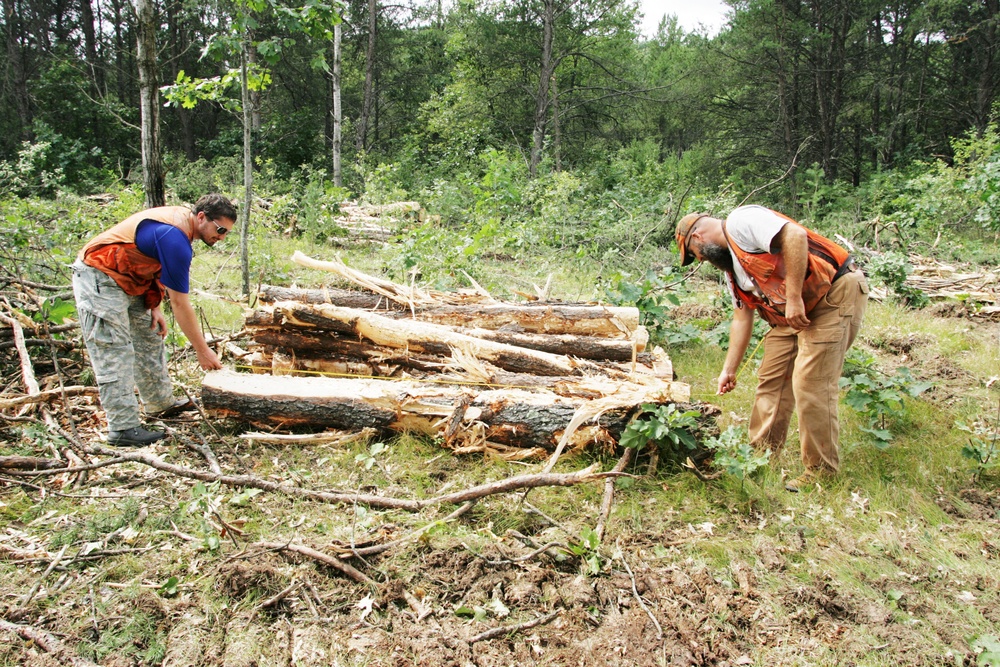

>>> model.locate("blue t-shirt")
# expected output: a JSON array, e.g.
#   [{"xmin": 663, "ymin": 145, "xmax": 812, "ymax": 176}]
[{"xmin": 135, "ymin": 220, "xmax": 193, "ymax": 293}]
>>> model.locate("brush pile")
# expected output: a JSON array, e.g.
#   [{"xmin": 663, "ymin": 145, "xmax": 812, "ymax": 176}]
[{"xmin": 205, "ymin": 252, "xmax": 708, "ymax": 459}]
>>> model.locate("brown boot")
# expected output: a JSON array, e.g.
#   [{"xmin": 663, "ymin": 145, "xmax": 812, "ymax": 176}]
[{"xmin": 785, "ymin": 468, "xmax": 832, "ymax": 493}]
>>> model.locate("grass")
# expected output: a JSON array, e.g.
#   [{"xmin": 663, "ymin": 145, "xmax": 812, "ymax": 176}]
[{"xmin": 3, "ymin": 194, "xmax": 1000, "ymax": 665}]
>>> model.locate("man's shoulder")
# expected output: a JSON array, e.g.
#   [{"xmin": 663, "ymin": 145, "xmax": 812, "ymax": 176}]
[{"xmin": 727, "ymin": 205, "xmax": 785, "ymax": 226}]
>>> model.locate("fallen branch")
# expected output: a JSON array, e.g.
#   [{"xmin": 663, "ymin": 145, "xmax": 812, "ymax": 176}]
[
  {"xmin": 481, "ymin": 540, "xmax": 565, "ymax": 566},
  {"xmin": 18, "ymin": 544, "xmax": 68, "ymax": 609},
  {"xmin": 0, "ymin": 619, "xmax": 102, "ymax": 667},
  {"xmin": 258, "ymin": 580, "xmax": 301, "ymax": 609},
  {"xmin": 239, "ymin": 428, "xmax": 378, "ymax": 446},
  {"xmin": 617, "ymin": 548, "xmax": 663, "ymax": 640},
  {"xmin": 0, "ymin": 311, "xmax": 41, "ymax": 397},
  {"xmin": 255, "ymin": 541, "xmax": 374, "ymax": 584},
  {"xmin": 0, "ymin": 386, "xmax": 98, "ymax": 410},
  {"xmin": 595, "ymin": 447, "xmax": 634, "ymax": 541},
  {"xmin": 171, "ymin": 428, "xmax": 222, "ymax": 475},
  {"xmin": 89, "ymin": 444, "xmax": 608, "ymax": 511},
  {"xmin": 0, "ymin": 456, "xmax": 128, "ymax": 477},
  {"xmin": 337, "ymin": 501, "xmax": 476, "ymax": 558},
  {"xmin": 0, "ymin": 455, "xmax": 67, "ymax": 471},
  {"xmin": 468, "ymin": 610, "xmax": 560, "ymax": 644},
  {"xmin": 0, "ymin": 337, "xmax": 77, "ymax": 350}
]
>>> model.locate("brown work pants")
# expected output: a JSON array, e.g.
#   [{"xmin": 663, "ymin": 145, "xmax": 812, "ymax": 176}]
[{"xmin": 748, "ymin": 269, "xmax": 869, "ymax": 473}]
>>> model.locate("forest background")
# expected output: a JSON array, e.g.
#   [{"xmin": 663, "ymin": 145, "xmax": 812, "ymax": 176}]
[
  {"xmin": 3, "ymin": 0, "xmax": 1000, "ymax": 665},
  {"xmin": 3, "ymin": 0, "xmax": 1000, "ymax": 261}
]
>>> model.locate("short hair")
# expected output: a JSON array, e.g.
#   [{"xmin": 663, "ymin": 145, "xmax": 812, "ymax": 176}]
[{"xmin": 194, "ymin": 194, "xmax": 237, "ymax": 222}]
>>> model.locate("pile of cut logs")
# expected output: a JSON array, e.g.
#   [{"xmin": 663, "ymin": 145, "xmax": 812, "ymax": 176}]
[
  {"xmin": 330, "ymin": 201, "xmax": 423, "ymax": 246},
  {"xmin": 203, "ymin": 252, "xmax": 707, "ymax": 459}
]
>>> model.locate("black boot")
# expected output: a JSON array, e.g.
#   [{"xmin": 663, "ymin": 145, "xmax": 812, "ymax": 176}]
[{"xmin": 108, "ymin": 427, "xmax": 166, "ymax": 447}]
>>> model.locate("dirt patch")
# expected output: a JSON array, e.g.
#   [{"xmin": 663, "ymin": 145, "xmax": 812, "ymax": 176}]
[
  {"xmin": 670, "ymin": 303, "xmax": 724, "ymax": 322},
  {"xmin": 215, "ymin": 554, "xmax": 286, "ymax": 601},
  {"xmin": 869, "ymin": 330, "xmax": 932, "ymax": 356}
]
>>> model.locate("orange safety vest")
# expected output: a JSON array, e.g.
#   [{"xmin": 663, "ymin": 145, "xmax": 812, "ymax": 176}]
[
  {"xmin": 722, "ymin": 214, "xmax": 850, "ymax": 327},
  {"xmin": 78, "ymin": 206, "xmax": 195, "ymax": 309}
]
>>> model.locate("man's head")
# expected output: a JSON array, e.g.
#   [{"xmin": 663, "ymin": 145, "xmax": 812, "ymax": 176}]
[
  {"xmin": 675, "ymin": 212, "xmax": 733, "ymax": 272},
  {"xmin": 675, "ymin": 213, "xmax": 708, "ymax": 267},
  {"xmin": 193, "ymin": 194, "xmax": 237, "ymax": 246}
]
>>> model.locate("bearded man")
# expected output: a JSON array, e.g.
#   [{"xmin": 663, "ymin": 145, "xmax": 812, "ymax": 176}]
[{"xmin": 675, "ymin": 205, "xmax": 869, "ymax": 491}]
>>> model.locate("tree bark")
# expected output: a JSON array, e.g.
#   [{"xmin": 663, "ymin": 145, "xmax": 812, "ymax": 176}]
[
  {"xmin": 529, "ymin": 0, "xmax": 556, "ymax": 178},
  {"xmin": 2, "ymin": 0, "xmax": 32, "ymax": 141},
  {"xmin": 332, "ymin": 20, "xmax": 343, "ymax": 186},
  {"xmin": 203, "ymin": 369, "xmax": 689, "ymax": 453},
  {"xmin": 251, "ymin": 318, "xmax": 645, "ymax": 362},
  {"xmin": 136, "ymin": 0, "xmax": 165, "ymax": 207},
  {"xmin": 356, "ymin": 0, "xmax": 377, "ymax": 152},
  {"xmin": 255, "ymin": 287, "xmax": 641, "ymax": 337},
  {"xmin": 240, "ymin": 36, "xmax": 256, "ymax": 296},
  {"xmin": 275, "ymin": 301, "xmax": 586, "ymax": 376}
]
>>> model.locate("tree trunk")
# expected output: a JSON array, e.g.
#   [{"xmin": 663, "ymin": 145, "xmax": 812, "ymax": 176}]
[
  {"xmin": 3, "ymin": 0, "xmax": 33, "ymax": 141},
  {"xmin": 241, "ymin": 36, "xmax": 255, "ymax": 296},
  {"xmin": 333, "ymin": 20, "xmax": 343, "ymax": 186},
  {"xmin": 203, "ymin": 370, "xmax": 691, "ymax": 454},
  {"xmin": 136, "ymin": 0, "xmax": 165, "ymax": 207},
  {"xmin": 275, "ymin": 302, "xmax": 588, "ymax": 376},
  {"xmin": 166, "ymin": 0, "xmax": 196, "ymax": 160},
  {"xmin": 80, "ymin": 0, "xmax": 104, "ymax": 94},
  {"xmin": 529, "ymin": 0, "xmax": 556, "ymax": 178},
  {"xmin": 249, "ymin": 320, "xmax": 648, "ymax": 362},
  {"xmin": 356, "ymin": 0, "xmax": 377, "ymax": 152},
  {"xmin": 253, "ymin": 292, "xmax": 640, "ymax": 338}
]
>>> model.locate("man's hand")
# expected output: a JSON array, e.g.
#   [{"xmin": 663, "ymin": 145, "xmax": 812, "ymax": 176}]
[
  {"xmin": 717, "ymin": 369, "xmax": 737, "ymax": 394},
  {"xmin": 150, "ymin": 307, "xmax": 168, "ymax": 338},
  {"xmin": 784, "ymin": 295, "xmax": 811, "ymax": 330},
  {"xmin": 196, "ymin": 347, "xmax": 223, "ymax": 371}
]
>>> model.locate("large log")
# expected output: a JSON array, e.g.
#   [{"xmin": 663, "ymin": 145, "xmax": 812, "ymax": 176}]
[
  {"xmin": 248, "ymin": 319, "xmax": 648, "ymax": 362},
  {"xmin": 258, "ymin": 285, "xmax": 399, "ymax": 309},
  {"xmin": 404, "ymin": 303, "xmax": 639, "ymax": 337},
  {"xmin": 202, "ymin": 370, "xmax": 691, "ymax": 455},
  {"xmin": 274, "ymin": 301, "xmax": 590, "ymax": 377},
  {"xmin": 255, "ymin": 287, "xmax": 640, "ymax": 337}
]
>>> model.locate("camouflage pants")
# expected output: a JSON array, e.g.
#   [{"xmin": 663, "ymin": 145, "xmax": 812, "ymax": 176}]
[{"xmin": 71, "ymin": 260, "xmax": 174, "ymax": 431}]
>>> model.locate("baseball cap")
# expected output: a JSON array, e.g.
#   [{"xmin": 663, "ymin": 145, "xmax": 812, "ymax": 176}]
[{"xmin": 675, "ymin": 213, "xmax": 707, "ymax": 266}]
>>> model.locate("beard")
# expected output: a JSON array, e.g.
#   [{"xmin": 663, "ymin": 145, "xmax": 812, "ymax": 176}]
[{"xmin": 698, "ymin": 241, "xmax": 734, "ymax": 273}]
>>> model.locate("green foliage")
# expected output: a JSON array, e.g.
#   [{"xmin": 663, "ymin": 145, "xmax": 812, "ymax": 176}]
[
  {"xmin": 355, "ymin": 441, "xmax": 388, "ymax": 471},
  {"xmin": 602, "ymin": 268, "xmax": 682, "ymax": 338},
  {"xmin": 183, "ymin": 482, "xmax": 224, "ymax": 552},
  {"xmin": 971, "ymin": 634, "xmax": 1000, "ymax": 667},
  {"xmin": 955, "ymin": 124, "xmax": 1000, "ymax": 233},
  {"xmin": 864, "ymin": 252, "xmax": 928, "ymax": 308},
  {"xmin": 703, "ymin": 426, "xmax": 770, "ymax": 488},
  {"xmin": 958, "ymin": 413, "xmax": 1000, "ymax": 483},
  {"xmin": 0, "ymin": 122, "xmax": 112, "ymax": 197},
  {"xmin": 567, "ymin": 527, "xmax": 604, "ymax": 576},
  {"xmin": 620, "ymin": 403, "xmax": 700, "ymax": 463},
  {"xmin": 840, "ymin": 365, "xmax": 933, "ymax": 449}
]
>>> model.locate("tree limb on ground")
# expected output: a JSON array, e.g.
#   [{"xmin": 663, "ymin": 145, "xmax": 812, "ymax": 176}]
[
  {"xmin": 254, "ymin": 541, "xmax": 374, "ymax": 584},
  {"xmin": 0, "ymin": 619, "xmax": 102, "ymax": 667},
  {"xmin": 0, "ymin": 386, "xmax": 98, "ymax": 410},
  {"xmin": 87, "ymin": 444, "xmax": 609, "ymax": 511},
  {"xmin": 0, "ymin": 311, "xmax": 40, "ymax": 397},
  {"xmin": 468, "ymin": 610, "xmax": 560, "ymax": 643}
]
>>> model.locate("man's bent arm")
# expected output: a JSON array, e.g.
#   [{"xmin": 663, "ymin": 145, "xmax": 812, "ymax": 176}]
[
  {"xmin": 164, "ymin": 287, "xmax": 223, "ymax": 370},
  {"xmin": 772, "ymin": 222, "xmax": 810, "ymax": 329},
  {"xmin": 718, "ymin": 304, "xmax": 755, "ymax": 394}
]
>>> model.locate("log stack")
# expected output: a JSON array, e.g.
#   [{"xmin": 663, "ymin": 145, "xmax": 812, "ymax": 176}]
[{"xmin": 204, "ymin": 253, "xmax": 710, "ymax": 459}]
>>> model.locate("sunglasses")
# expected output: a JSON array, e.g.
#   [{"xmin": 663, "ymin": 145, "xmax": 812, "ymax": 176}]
[{"xmin": 214, "ymin": 223, "xmax": 230, "ymax": 236}]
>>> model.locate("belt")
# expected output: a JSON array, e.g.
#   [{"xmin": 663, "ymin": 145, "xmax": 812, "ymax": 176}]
[{"xmin": 832, "ymin": 255, "xmax": 857, "ymax": 283}]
